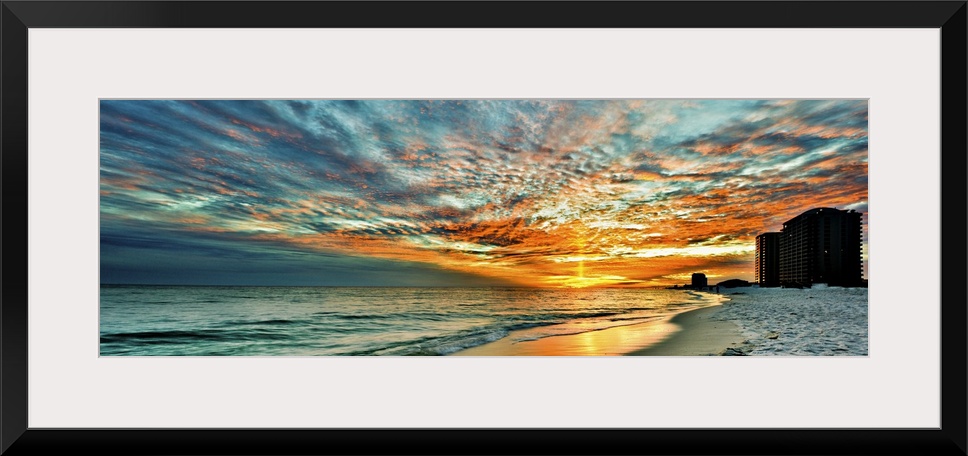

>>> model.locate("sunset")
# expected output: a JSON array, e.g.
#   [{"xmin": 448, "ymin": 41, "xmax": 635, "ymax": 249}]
[
  {"xmin": 100, "ymin": 99, "xmax": 868, "ymax": 356},
  {"xmin": 100, "ymin": 99, "xmax": 868, "ymax": 289}
]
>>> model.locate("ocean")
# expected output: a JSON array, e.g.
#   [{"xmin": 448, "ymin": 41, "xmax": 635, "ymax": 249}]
[{"xmin": 99, "ymin": 285, "xmax": 722, "ymax": 356}]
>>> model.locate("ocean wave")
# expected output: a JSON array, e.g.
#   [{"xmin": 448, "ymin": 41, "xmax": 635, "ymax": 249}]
[
  {"xmin": 334, "ymin": 314, "xmax": 393, "ymax": 320},
  {"xmin": 498, "ymin": 310, "xmax": 625, "ymax": 323},
  {"xmin": 218, "ymin": 318, "xmax": 304, "ymax": 327},
  {"xmin": 101, "ymin": 330, "xmax": 227, "ymax": 343},
  {"xmin": 369, "ymin": 328, "xmax": 512, "ymax": 356},
  {"xmin": 508, "ymin": 317, "xmax": 661, "ymax": 343},
  {"xmin": 608, "ymin": 315, "xmax": 662, "ymax": 322},
  {"xmin": 100, "ymin": 327, "xmax": 293, "ymax": 345},
  {"xmin": 330, "ymin": 312, "xmax": 449, "ymax": 322}
]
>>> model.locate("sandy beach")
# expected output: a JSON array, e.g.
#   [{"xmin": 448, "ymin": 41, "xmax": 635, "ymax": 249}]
[
  {"xmin": 631, "ymin": 285, "xmax": 868, "ymax": 356},
  {"xmin": 713, "ymin": 286, "xmax": 868, "ymax": 355},
  {"xmin": 626, "ymin": 305, "xmax": 746, "ymax": 356}
]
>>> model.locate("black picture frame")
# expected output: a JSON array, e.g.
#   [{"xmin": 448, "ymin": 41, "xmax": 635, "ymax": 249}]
[{"xmin": 2, "ymin": 1, "xmax": 965, "ymax": 455}]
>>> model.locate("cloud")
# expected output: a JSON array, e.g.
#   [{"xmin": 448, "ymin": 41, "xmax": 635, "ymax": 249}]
[{"xmin": 100, "ymin": 100, "xmax": 868, "ymax": 286}]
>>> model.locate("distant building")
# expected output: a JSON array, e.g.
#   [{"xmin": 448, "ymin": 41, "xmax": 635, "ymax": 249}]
[
  {"xmin": 717, "ymin": 278, "xmax": 751, "ymax": 288},
  {"xmin": 778, "ymin": 207, "xmax": 863, "ymax": 287},
  {"xmin": 691, "ymin": 273, "xmax": 708, "ymax": 289},
  {"xmin": 755, "ymin": 232, "xmax": 781, "ymax": 287}
]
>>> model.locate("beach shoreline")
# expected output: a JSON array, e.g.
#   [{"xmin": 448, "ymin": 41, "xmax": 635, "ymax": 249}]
[
  {"xmin": 451, "ymin": 313, "xmax": 687, "ymax": 356},
  {"xmin": 452, "ymin": 296, "xmax": 734, "ymax": 356},
  {"xmin": 624, "ymin": 304, "xmax": 747, "ymax": 356},
  {"xmin": 452, "ymin": 286, "xmax": 868, "ymax": 356}
]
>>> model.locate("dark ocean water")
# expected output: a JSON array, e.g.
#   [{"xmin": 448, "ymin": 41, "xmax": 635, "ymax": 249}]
[{"xmin": 99, "ymin": 285, "xmax": 720, "ymax": 356}]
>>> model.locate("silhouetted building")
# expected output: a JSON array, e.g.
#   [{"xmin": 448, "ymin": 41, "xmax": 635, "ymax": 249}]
[
  {"xmin": 717, "ymin": 278, "xmax": 751, "ymax": 288},
  {"xmin": 691, "ymin": 273, "xmax": 708, "ymax": 289},
  {"xmin": 778, "ymin": 207, "xmax": 863, "ymax": 287},
  {"xmin": 755, "ymin": 232, "xmax": 781, "ymax": 287}
]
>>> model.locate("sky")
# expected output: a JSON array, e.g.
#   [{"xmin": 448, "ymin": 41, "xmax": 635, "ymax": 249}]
[{"xmin": 100, "ymin": 100, "xmax": 868, "ymax": 287}]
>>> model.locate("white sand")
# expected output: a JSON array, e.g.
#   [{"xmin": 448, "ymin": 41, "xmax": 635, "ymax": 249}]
[{"xmin": 711, "ymin": 285, "xmax": 868, "ymax": 355}]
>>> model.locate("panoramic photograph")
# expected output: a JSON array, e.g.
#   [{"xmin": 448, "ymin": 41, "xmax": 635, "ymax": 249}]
[{"xmin": 99, "ymin": 99, "xmax": 868, "ymax": 356}]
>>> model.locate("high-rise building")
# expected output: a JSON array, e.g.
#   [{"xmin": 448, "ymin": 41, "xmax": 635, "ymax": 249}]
[
  {"xmin": 755, "ymin": 232, "xmax": 781, "ymax": 287},
  {"xmin": 778, "ymin": 208, "xmax": 863, "ymax": 287},
  {"xmin": 691, "ymin": 273, "xmax": 707, "ymax": 289}
]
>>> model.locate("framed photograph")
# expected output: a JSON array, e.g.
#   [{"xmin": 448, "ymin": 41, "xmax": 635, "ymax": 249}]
[{"xmin": 2, "ymin": 1, "xmax": 965, "ymax": 455}]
